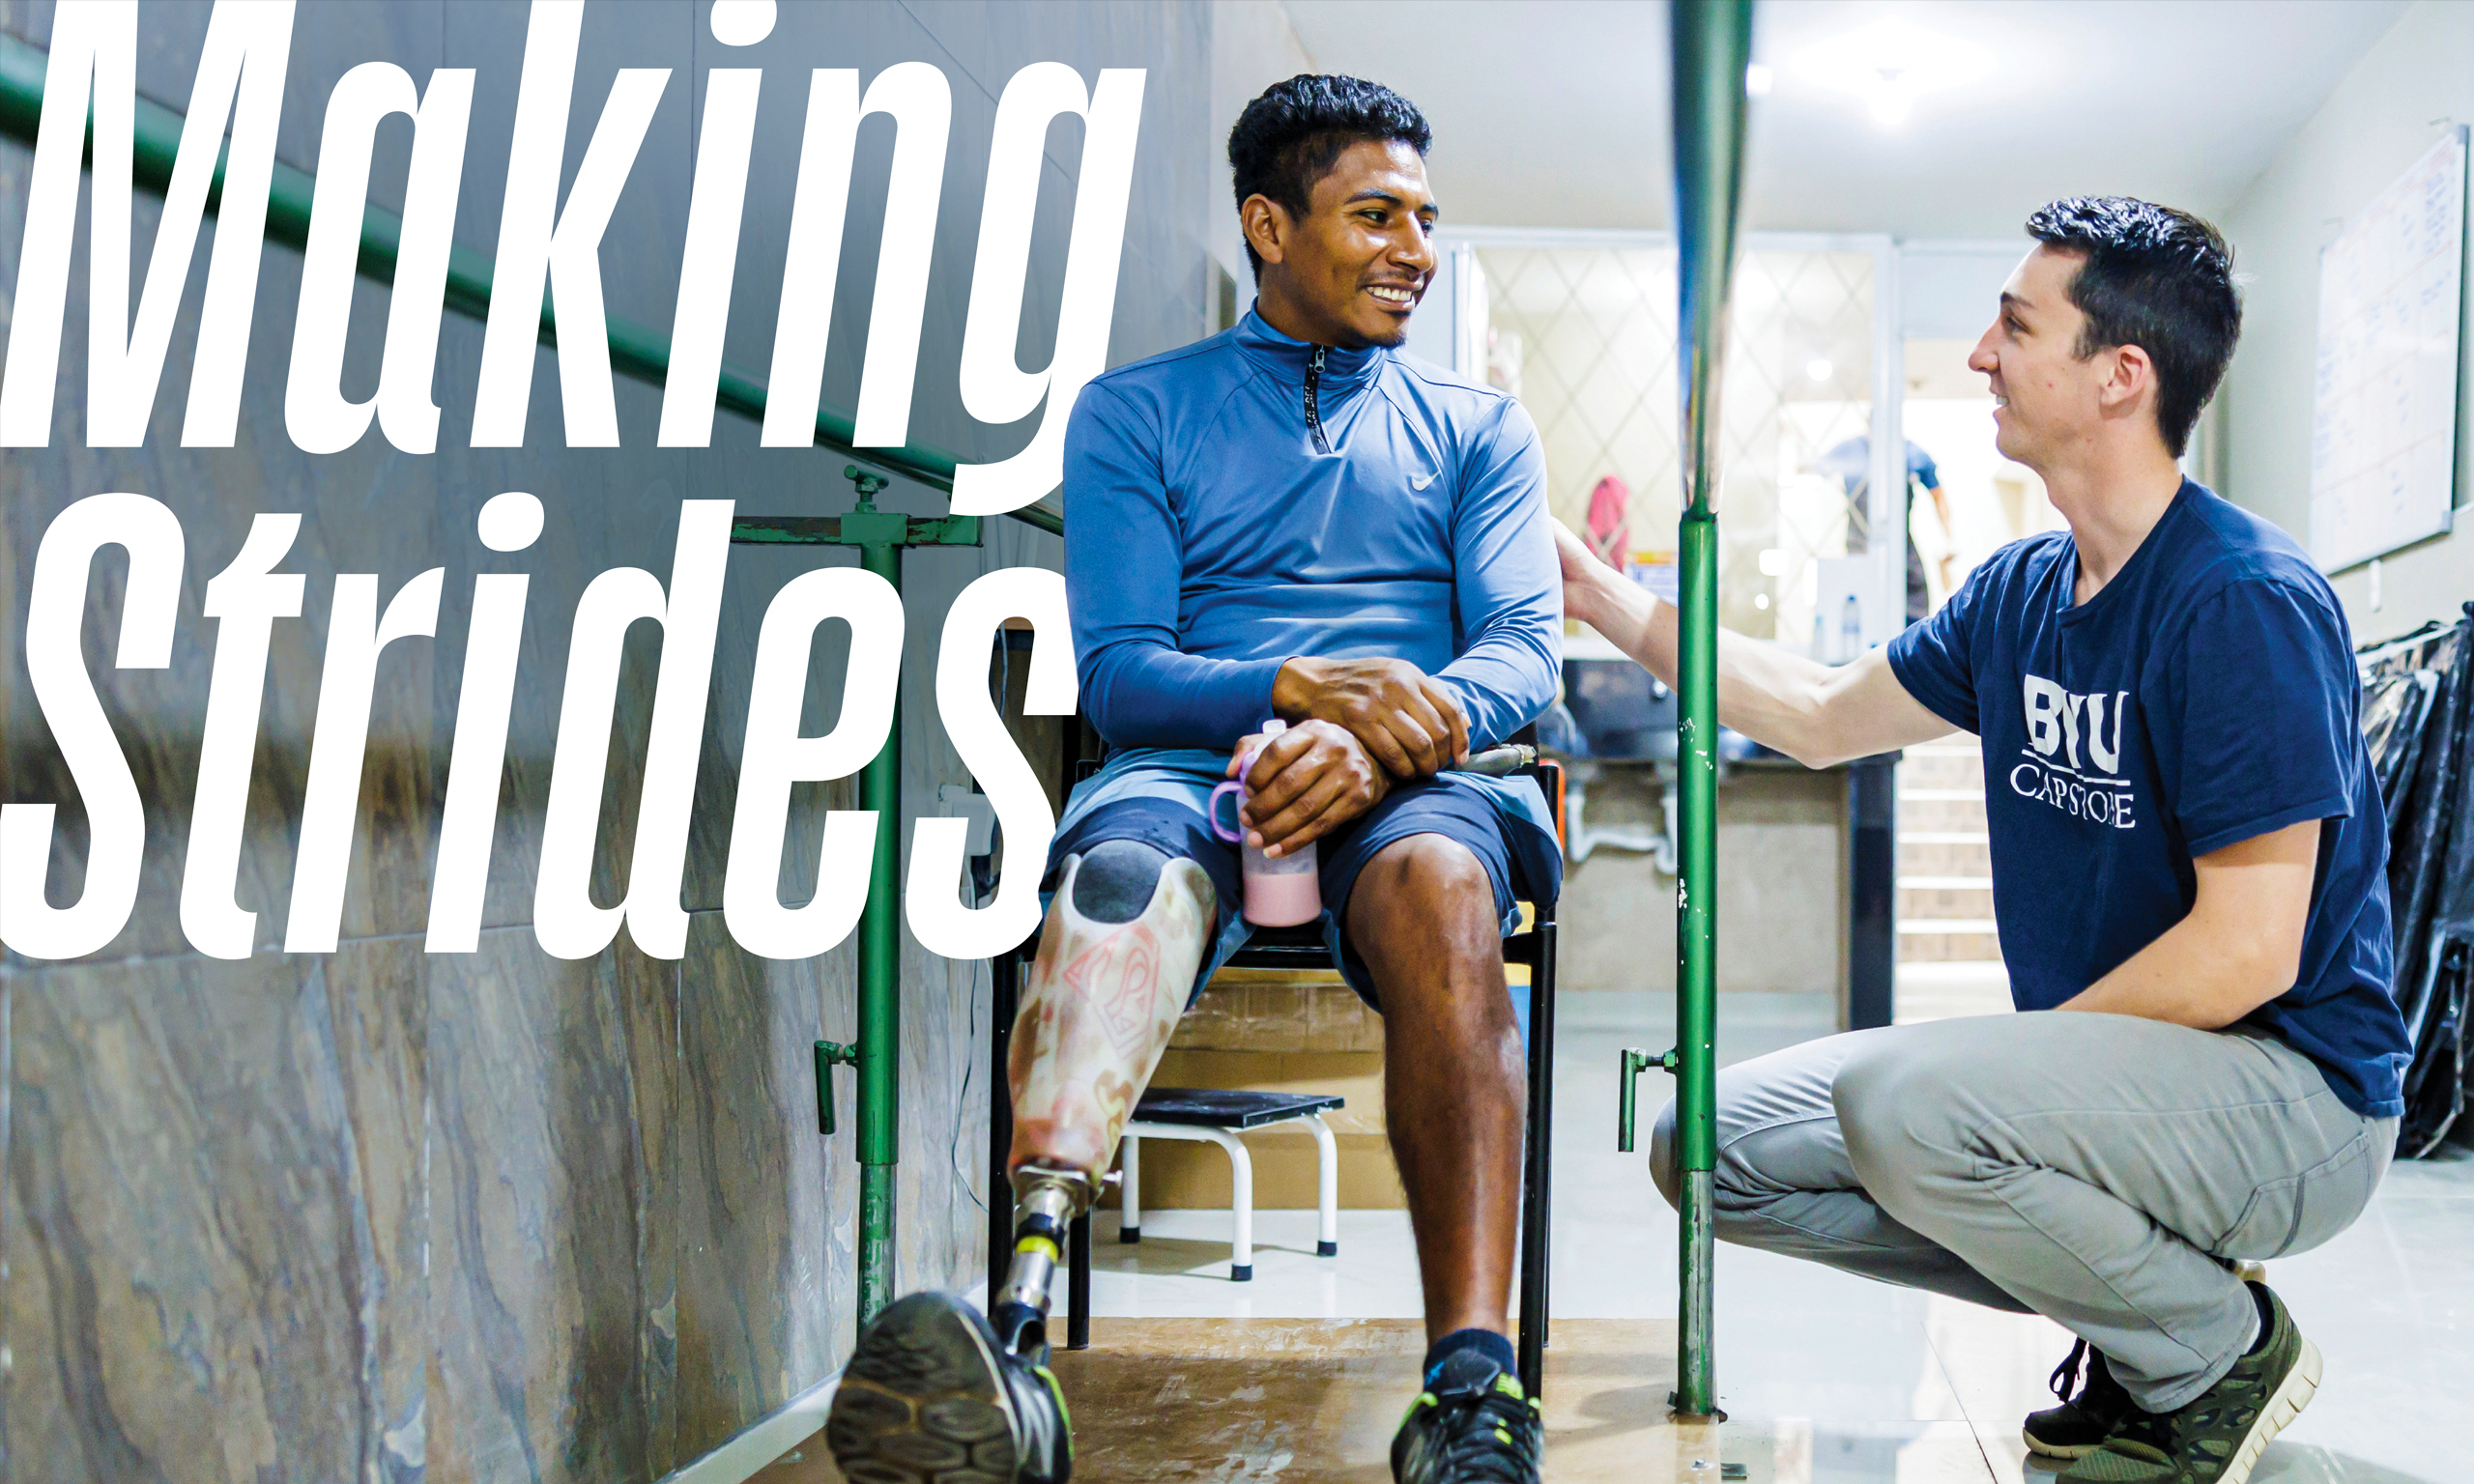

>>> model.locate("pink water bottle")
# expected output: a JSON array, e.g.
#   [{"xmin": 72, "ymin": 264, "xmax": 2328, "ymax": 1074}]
[{"xmin": 1207, "ymin": 720, "xmax": 1323, "ymax": 927}]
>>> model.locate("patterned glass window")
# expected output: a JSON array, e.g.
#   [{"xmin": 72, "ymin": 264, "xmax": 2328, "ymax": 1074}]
[{"xmin": 1475, "ymin": 243, "xmax": 1880, "ymax": 648}]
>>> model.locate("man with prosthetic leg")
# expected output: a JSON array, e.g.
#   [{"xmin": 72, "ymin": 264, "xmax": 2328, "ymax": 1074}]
[{"xmin": 826, "ymin": 75, "xmax": 1566, "ymax": 1484}]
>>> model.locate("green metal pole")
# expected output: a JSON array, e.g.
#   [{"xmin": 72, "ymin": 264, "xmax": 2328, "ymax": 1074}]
[
  {"xmin": 850, "ymin": 491, "xmax": 906, "ymax": 1328},
  {"xmin": 1670, "ymin": 0, "xmax": 1752, "ymax": 1421},
  {"xmin": 1673, "ymin": 518, "xmax": 1720, "ymax": 1416}
]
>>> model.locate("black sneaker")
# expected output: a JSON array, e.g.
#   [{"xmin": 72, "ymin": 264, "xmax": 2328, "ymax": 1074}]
[
  {"xmin": 826, "ymin": 1293, "xmax": 1073, "ymax": 1484},
  {"xmin": 2025, "ymin": 1338, "xmax": 2136, "ymax": 1460},
  {"xmin": 2057, "ymin": 1284, "xmax": 2320, "ymax": 1484},
  {"xmin": 1390, "ymin": 1349, "xmax": 1542, "ymax": 1483}
]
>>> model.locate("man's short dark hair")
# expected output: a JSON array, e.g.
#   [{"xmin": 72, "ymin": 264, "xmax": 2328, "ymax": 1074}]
[
  {"xmin": 1227, "ymin": 74, "xmax": 1430, "ymax": 278},
  {"xmin": 2024, "ymin": 197, "xmax": 2241, "ymax": 458}
]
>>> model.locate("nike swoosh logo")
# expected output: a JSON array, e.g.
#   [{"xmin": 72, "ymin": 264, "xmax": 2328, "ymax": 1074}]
[{"xmin": 1411, "ymin": 471, "xmax": 1437, "ymax": 489}]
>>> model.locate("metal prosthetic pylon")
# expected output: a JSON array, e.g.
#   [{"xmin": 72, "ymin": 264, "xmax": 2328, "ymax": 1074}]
[{"xmin": 989, "ymin": 1171, "xmax": 1095, "ymax": 1359}]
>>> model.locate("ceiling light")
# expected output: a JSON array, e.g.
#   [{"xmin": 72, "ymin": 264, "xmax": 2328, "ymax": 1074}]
[
  {"xmin": 1787, "ymin": 18, "xmax": 1992, "ymax": 128},
  {"xmin": 1867, "ymin": 68, "xmax": 1912, "ymax": 126},
  {"xmin": 1806, "ymin": 357, "xmax": 1833, "ymax": 384},
  {"xmin": 1744, "ymin": 64, "xmax": 1773, "ymax": 98},
  {"xmin": 1757, "ymin": 548, "xmax": 1792, "ymax": 577},
  {"xmin": 1754, "ymin": 593, "xmax": 1771, "ymax": 610}
]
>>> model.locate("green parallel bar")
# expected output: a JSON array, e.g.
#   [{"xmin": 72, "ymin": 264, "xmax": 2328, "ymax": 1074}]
[
  {"xmin": 0, "ymin": 31, "xmax": 1057, "ymax": 525},
  {"xmin": 1669, "ymin": 0, "xmax": 1753, "ymax": 1421},
  {"xmin": 730, "ymin": 513, "xmax": 982, "ymax": 548},
  {"xmin": 856, "ymin": 535, "xmax": 904, "ymax": 1327}
]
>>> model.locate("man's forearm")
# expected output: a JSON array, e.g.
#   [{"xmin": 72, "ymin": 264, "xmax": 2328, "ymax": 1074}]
[
  {"xmin": 2057, "ymin": 915, "xmax": 2289, "ymax": 1029},
  {"xmin": 1083, "ymin": 641, "xmax": 1284, "ymax": 750},
  {"xmin": 1568, "ymin": 562, "xmax": 1849, "ymax": 765},
  {"xmin": 2057, "ymin": 824, "xmax": 2317, "ymax": 1029}
]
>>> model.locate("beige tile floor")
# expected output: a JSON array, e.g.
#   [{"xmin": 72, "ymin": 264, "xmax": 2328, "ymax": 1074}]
[{"xmin": 755, "ymin": 987, "xmax": 2471, "ymax": 1484}]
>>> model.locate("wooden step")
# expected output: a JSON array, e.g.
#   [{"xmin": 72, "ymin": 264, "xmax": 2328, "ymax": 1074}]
[
  {"xmin": 1898, "ymin": 881, "xmax": 1994, "ymax": 918},
  {"xmin": 1895, "ymin": 961, "xmax": 2012, "ymax": 1022},
  {"xmin": 1899, "ymin": 752, "xmax": 1984, "ymax": 789},
  {"xmin": 1898, "ymin": 836, "xmax": 1993, "ymax": 875},
  {"xmin": 1898, "ymin": 921, "xmax": 2003, "ymax": 961},
  {"xmin": 1899, "ymin": 797, "xmax": 1993, "ymax": 832}
]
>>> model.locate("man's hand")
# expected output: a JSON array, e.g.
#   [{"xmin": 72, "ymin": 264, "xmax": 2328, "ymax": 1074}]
[
  {"xmin": 1228, "ymin": 720, "xmax": 1392, "ymax": 856},
  {"xmin": 1554, "ymin": 517, "xmax": 1628, "ymax": 634},
  {"xmin": 1549, "ymin": 516, "xmax": 1950, "ymax": 768},
  {"xmin": 1272, "ymin": 656, "xmax": 1469, "ymax": 779}
]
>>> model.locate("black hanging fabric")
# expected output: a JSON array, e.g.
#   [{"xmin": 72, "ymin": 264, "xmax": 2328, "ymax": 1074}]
[{"xmin": 2356, "ymin": 605, "xmax": 2474, "ymax": 1156}]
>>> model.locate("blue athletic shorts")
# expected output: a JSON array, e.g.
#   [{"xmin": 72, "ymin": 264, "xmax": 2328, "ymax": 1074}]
[{"xmin": 1038, "ymin": 747, "xmax": 1563, "ymax": 1011}]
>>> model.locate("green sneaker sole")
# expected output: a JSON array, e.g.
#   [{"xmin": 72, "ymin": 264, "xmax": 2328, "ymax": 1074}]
[
  {"xmin": 2221, "ymin": 1335, "xmax": 2321, "ymax": 1484},
  {"xmin": 826, "ymin": 1295, "xmax": 1022, "ymax": 1484},
  {"xmin": 2022, "ymin": 1426, "xmax": 2101, "ymax": 1462}
]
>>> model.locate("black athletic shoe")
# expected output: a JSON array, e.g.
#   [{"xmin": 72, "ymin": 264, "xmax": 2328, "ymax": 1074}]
[
  {"xmin": 2057, "ymin": 1284, "xmax": 2320, "ymax": 1484},
  {"xmin": 826, "ymin": 1293, "xmax": 1073, "ymax": 1484},
  {"xmin": 1390, "ymin": 1349, "xmax": 1542, "ymax": 1483},
  {"xmin": 2025, "ymin": 1339, "xmax": 2137, "ymax": 1460}
]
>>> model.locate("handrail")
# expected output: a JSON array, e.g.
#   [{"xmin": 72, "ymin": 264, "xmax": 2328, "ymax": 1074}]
[{"xmin": 0, "ymin": 31, "xmax": 1066, "ymax": 538}]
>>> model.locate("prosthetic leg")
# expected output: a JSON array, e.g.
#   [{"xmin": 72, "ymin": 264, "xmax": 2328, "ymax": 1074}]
[{"xmin": 827, "ymin": 842, "xmax": 1216, "ymax": 1484}]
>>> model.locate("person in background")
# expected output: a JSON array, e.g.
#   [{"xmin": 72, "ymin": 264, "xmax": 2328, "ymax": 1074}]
[
  {"xmin": 1585, "ymin": 472, "xmax": 1630, "ymax": 569},
  {"xmin": 1817, "ymin": 434, "xmax": 1957, "ymax": 620}
]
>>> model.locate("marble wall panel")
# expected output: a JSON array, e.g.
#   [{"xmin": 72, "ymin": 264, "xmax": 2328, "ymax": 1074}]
[
  {"xmin": 672, "ymin": 908, "xmax": 845, "ymax": 1460},
  {"xmin": 1, "ymin": 943, "xmax": 428, "ymax": 1483},
  {"xmin": 423, "ymin": 929, "xmax": 677, "ymax": 1484},
  {"xmin": 895, "ymin": 924, "xmax": 997, "ymax": 1301}
]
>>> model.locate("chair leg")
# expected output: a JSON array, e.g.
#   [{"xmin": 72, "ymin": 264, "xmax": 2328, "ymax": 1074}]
[
  {"xmin": 1517, "ymin": 917, "xmax": 1558, "ymax": 1401},
  {"xmin": 989, "ymin": 947, "xmax": 1020, "ymax": 1307},
  {"xmin": 1067, "ymin": 1210, "xmax": 1092, "ymax": 1351},
  {"xmin": 1306, "ymin": 1113, "xmax": 1338, "ymax": 1256},
  {"xmin": 1224, "ymin": 1134, "xmax": 1253, "ymax": 1281},
  {"xmin": 1119, "ymin": 1134, "xmax": 1141, "ymax": 1243}
]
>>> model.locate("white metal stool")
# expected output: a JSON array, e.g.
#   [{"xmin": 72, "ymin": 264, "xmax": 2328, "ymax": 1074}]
[{"xmin": 1117, "ymin": 1088, "xmax": 1343, "ymax": 1281}]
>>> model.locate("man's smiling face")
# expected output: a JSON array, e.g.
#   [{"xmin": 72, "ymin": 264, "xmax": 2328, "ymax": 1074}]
[
  {"xmin": 1248, "ymin": 138, "xmax": 1439, "ymax": 349},
  {"xmin": 1970, "ymin": 245, "xmax": 2112, "ymax": 471}
]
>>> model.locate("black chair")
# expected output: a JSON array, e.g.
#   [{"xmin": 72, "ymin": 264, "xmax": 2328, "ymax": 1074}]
[{"xmin": 988, "ymin": 747, "xmax": 1565, "ymax": 1399}]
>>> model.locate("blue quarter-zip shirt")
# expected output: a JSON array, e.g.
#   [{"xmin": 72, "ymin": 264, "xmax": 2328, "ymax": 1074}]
[{"xmin": 1062, "ymin": 309, "xmax": 1562, "ymax": 751}]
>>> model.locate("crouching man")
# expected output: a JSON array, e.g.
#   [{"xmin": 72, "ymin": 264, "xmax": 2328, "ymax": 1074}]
[
  {"xmin": 825, "ymin": 75, "xmax": 1565, "ymax": 1484},
  {"xmin": 1566, "ymin": 200, "xmax": 2407, "ymax": 1484}
]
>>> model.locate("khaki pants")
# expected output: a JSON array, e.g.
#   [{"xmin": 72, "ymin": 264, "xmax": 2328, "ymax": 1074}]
[{"xmin": 1650, "ymin": 1013, "xmax": 2395, "ymax": 1411}]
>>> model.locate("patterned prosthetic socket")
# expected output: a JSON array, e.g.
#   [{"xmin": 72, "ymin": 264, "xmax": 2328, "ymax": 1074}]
[{"xmin": 992, "ymin": 842, "xmax": 1214, "ymax": 1353}]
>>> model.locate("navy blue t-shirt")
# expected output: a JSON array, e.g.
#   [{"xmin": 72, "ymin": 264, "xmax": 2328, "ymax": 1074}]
[{"xmin": 1887, "ymin": 480, "xmax": 2407, "ymax": 1117}]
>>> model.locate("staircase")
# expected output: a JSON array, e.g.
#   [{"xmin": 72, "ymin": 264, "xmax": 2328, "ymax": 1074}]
[{"xmin": 1895, "ymin": 735, "xmax": 2012, "ymax": 1021}]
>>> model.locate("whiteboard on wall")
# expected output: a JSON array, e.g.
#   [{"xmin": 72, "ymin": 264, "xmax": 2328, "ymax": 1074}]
[{"xmin": 2308, "ymin": 128, "xmax": 2465, "ymax": 572}]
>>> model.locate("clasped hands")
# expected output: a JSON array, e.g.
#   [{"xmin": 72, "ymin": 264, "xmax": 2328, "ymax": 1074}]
[{"xmin": 1225, "ymin": 656, "xmax": 1471, "ymax": 857}]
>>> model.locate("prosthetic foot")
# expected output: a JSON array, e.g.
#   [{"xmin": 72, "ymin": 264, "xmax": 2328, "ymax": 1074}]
[
  {"xmin": 825, "ymin": 1291, "xmax": 1073, "ymax": 1484},
  {"xmin": 826, "ymin": 844, "xmax": 1215, "ymax": 1484}
]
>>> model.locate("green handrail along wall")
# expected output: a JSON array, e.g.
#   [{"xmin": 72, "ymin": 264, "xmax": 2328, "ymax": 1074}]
[
  {"xmin": 0, "ymin": 30, "xmax": 1062, "ymax": 1328},
  {"xmin": 1669, "ymin": 0, "xmax": 1753, "ymax": 1422}
]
